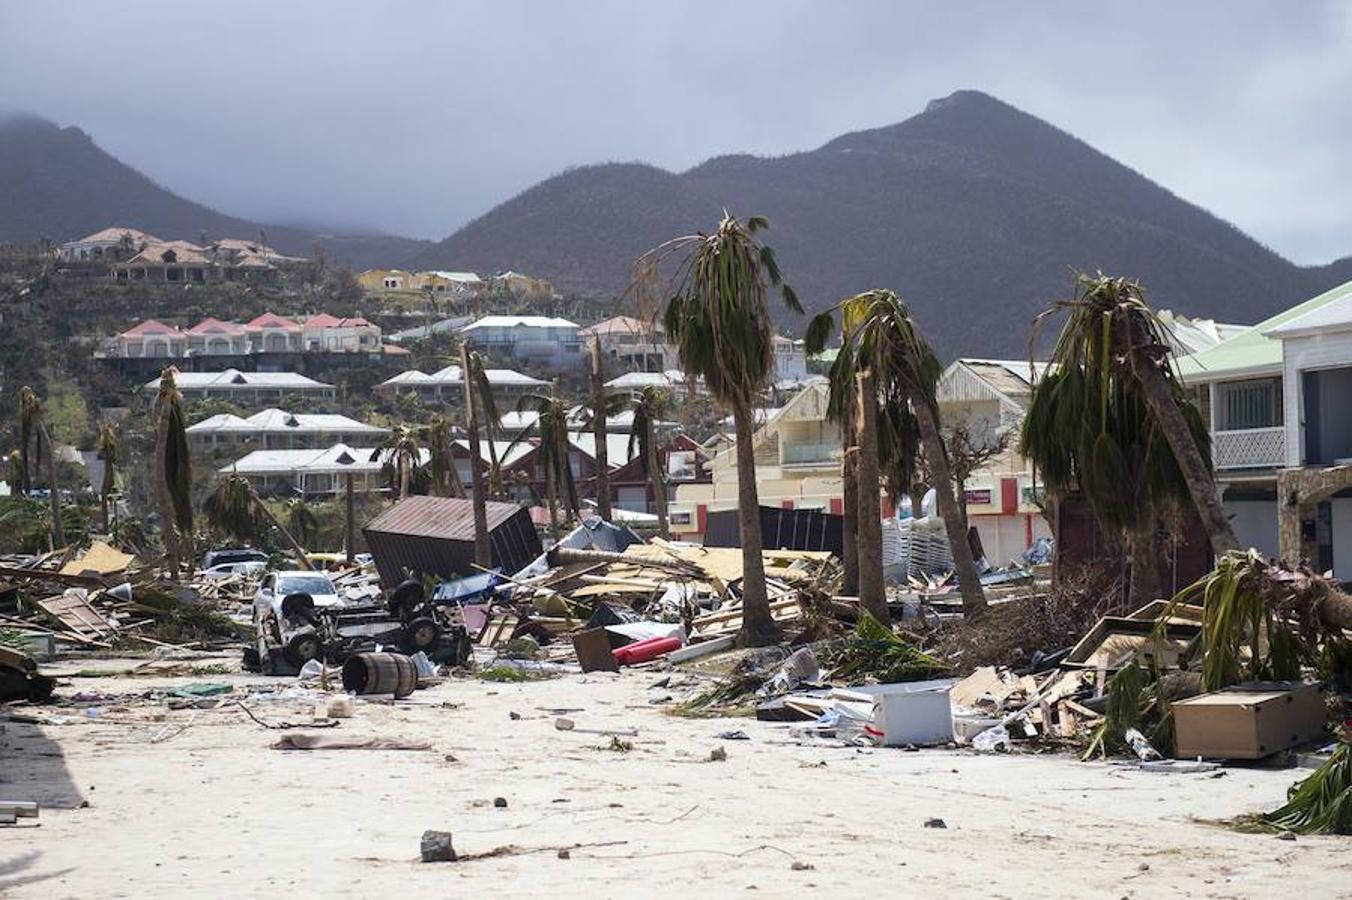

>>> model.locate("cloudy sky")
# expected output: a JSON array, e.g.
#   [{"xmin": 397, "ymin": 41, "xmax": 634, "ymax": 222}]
[{"xmin": 3, "ymin": 1, "xmax": 1350, "ymax": 262}]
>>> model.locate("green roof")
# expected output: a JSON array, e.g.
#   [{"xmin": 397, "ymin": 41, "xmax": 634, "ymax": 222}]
[{"xmin": 1177, "ymin": 279, "xmax": 1352, "ymax": 381}]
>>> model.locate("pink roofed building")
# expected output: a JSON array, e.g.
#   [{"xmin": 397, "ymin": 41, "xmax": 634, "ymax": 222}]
[
  {"xmin": 185, "ymin": 317, "xmax": 251, "ymax": 356},
  {"xmin": 302, "ymin": 313, "xmax": 382, "ymax": 353},
  {"xmin": 245, "ymin": 312, "xmax": 303, "ymax": 353},
  {"xmin": 114, "ymin": 319, "xmax": 188, "ymax": 358}
]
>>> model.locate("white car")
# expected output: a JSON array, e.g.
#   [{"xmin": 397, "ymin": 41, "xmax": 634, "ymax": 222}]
[
  {"xmin": 253, "ymin": 570, "xmax": 341, "ymax": 622},
  {"xmin": 200, "ymin": 560, "xmax": 267, "ymax": 581}
]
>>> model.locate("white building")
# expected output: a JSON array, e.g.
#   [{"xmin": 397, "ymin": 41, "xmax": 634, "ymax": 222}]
[
  {"xmin": 460, "ymin": 315, "xmax": 582, "ymax": 369},
  {"xmin": 578, "ymin": 316, "xmax": 675, "ymax": 372},
  {"xmin": 143, "ymin": 369, "xmax": 336, "ymax": 405},
  {"xmin": 604, "ymin": 370, "xmax": 688, "ymax": 393},
  {"xmin": 185, "ymin": 318, "xmax": 251, "ymax": 356},
  {"xmin": 376, "ymin": 364, "xmax": 548, "ymax": 403},
  {"xmin": 59, "ymin": 226, "xmax": 159, "ymax": 262},
  {"xmin": 302, "ymin": 314, "xmax": 382, "ymax": 353},
  {"xmin": 1178, "ymin": 279, "xmax": 1352, "ymax": 573},
  {"xmin": 221, "ymin": 443, "xmax": 427, "ymax": 497},
  {"xmin": 114, "ymin": 319, "xmax": 188, "ymax": 358},
  {"xmin": 187, "ymin": 408, "xmax": 388, "ymax": 450}
]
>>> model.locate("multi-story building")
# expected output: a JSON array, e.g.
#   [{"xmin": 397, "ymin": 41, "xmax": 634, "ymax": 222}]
[
  {"xmin": 105, "ymin": 313, "xmax": 382, "ymax": 359},
  {"xmin": 222, "ymin": 444, "xmax": 426, "ymax": 497},
  {"xmin": 579, "ymin": 316, "xmax": 675, "ymax": 372},
  {"xmin": 376, "ymin": 364, "xmax": 548, "ymax": 403},
  {"xmin": 460, "ymin": 315, "xmax": 582, "ymax": 370},
  {"xmin": 1178, "ymin": 278, "xmax": 1352, "ymax": 574},
  {"xmin": 187, "ymin": 408, "xmax": 389, "ymax": 451},
  {"xmin": 143, "ymin": 369, "xmax": 336, "ymax": 405}
]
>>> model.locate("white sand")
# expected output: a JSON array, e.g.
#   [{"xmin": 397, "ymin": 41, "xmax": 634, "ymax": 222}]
[{"xmin": 3, "ymin": 657, "xmax": 1345, "ymax": 898}]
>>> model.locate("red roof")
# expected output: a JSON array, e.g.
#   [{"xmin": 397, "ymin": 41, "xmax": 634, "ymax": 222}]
[
  {"xmin": 187, "ymin": 317, "xmax": 248, "ymax": 336},
  {"xmin": 120, "ymin": 319, "xmax": 184, "ymax": 338},
  {"xmin": 382, "ymin": 343, "xmax": 411, "ymax": 355},
  {"xmin": 245, "ymin": 312, "xmax": 301, "ymax": 331}
]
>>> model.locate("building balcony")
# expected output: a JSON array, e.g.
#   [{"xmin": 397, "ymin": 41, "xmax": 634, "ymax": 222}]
[
  {"xmin": 1213, "ymin": 426, "xmax": 1286, "ymax": 471},
  {"xmin": 780, "ymin": 442, "xmax": 838, "ymax": 466}
]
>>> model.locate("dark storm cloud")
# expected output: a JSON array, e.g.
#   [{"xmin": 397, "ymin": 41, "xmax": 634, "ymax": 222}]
[{"xmin": 2, "ymin": 1, "xmax": 1348, "ymax": 262}]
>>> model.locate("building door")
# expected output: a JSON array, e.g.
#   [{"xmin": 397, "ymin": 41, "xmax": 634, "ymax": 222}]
[{"xmin": 1304, "ymin": 371, "xmax": 1323, "ymax": 465}]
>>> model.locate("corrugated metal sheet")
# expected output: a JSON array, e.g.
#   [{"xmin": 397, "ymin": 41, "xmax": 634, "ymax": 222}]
[
  {"xmin": 364, "ymin": 496, "xmax": 524, "ymax": 540},
  {"xmin": 362, "ymin": 496, "xmax": 541, "ymax": 586},
  {"xmin": 704, "ymin": 505, "xmax": 843, "ymax": 558}
]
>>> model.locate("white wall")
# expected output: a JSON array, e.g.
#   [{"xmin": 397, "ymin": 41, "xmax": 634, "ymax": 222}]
[
  {"xmin": 1281, "ymin": 330, "xmax": 1352, "ymax": 466},
  {"xmin": 1224, "ymin": 498, "xmax": 1279, "ymax": 558},
  {"xmin": 1332, "ymin": 498, "xmax": 1352, "ymax": 580}
]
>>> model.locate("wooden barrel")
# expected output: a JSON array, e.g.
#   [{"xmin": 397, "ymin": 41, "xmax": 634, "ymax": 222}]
[{"xmin": 342, "ymin": 652, "xmax": 417, "ymax": 698}]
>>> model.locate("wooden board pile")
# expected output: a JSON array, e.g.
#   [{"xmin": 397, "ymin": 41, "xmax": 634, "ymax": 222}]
[{"xmin": 476, "ymin": 539, "xmax": 843, "ymax": 657}]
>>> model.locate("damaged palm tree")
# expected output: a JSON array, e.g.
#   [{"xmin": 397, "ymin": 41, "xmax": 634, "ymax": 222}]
[
  {"xmin": 1023, "ymin": 275, "xmax": 1238, "ymax": 606},
  {"xmin": 806, "ymin": 289, "xmax": 984, "ymax": 618},
  {"xmin": 512, "ymin": 392, "xmax": 580, "ymax": 537},
  {"xmin": 824, "ymin": 611, "xmax": 950, "ymax": 684},
  {"xmin": 643, "ymin": 212, "xmax": 803, "ymax": 647},
  {"xmin": 203, "ymin": 471, "xmax": 313, "ymax": 569}
]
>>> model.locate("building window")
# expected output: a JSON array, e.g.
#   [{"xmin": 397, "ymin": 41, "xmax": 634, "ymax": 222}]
[{"xmin": 1218, "ymin": 379, "xmax": 1279, "ymax": 430}]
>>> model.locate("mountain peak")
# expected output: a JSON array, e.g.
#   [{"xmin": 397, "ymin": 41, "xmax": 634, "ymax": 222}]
[{"xmin": 922, "ymin": 89, "xmax": 1003, "ymax": 114}]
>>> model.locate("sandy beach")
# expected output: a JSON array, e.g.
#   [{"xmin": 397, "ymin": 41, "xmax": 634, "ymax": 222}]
[{"xmin": 4, "ymin": 656, "xmax": 1348, "ymax": 899}]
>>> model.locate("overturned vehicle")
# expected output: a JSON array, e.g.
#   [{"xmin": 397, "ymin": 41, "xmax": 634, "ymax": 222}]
[{"xmin": 244, "ymin": 570, "xmax": 478, "ymax": 675}]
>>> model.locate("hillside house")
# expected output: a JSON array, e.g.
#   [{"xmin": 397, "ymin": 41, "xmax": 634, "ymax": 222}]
[
  {"xmin": 579, "ymin": 316, "xmax": 675, "ymax": 372},
  {"xmin": 187, "ymin": 408, "xmax": 388, "ymax": 451},
  {"xmin": 117, "ymin": 241, "xmax": 214, "ymax": 283},
  {"xmin": 460, "ymin": 315, "xmax": 582, "ymax": 369},
  {"xmin": 114, "ymin": 319, "xmax": 188, "ymax": 358},
  {"xmin": 301, "ymin": 314, "xmax": 382, "ymax": 353},
  {"xmin": 358, "ymin": 269, "xmax": 411, "ymax": 291},
  {"xmin": 245, "ymin": 312, "xmax": 303, "ymax": 353},
  {"xmin": 185, "ymin": 318, "xmax": 251, "ymax": 356},
  {"xmin": 142, "ymin": 369, "xmax": 335, "ymax": 405},
  {"xmin": 59, "ymin": 226, "xmax": 159, "ymax": 262},
  {"xmin": 413, "ymin": 270, "xmax": 483, "ymax": 296},
  {"xmin": 491, "ymin": 270, "xmax": 553, "ymax": 299},
  {"xmin": 376, "ymin": 364, "xmax": 548, "ymax": 402},
  {"xmin": 222, "ymin": 443, "xmax": 425, "ymax": 498}
]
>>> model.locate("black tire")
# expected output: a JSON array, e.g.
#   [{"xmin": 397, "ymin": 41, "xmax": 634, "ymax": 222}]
[
  {"xmin": 283, "ymin": 629, "xmax": 322, "ymax": 667},
  {"xmin": 389, "ymin": 579, "xmax": 425, "ymax": 617},
  {"xmin": 400, "ymin": 616, "xmax": 441, "ymax": 654},
  {"xmin": 280, "ymin": 592, "xmax": 316, "ymax": 622},
  {"xmin": 241, "ymin": 646, "xmax": 262, "ymax": 672}
]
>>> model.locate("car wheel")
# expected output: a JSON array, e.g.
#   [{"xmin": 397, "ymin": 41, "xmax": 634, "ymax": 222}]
[
  {"xmin": 284, "ymin": 630, "xmax": 322, "ymax": 667},
  {"xmin": 401, "ymin": 616, "xmax": 440, "ymax": 654}
]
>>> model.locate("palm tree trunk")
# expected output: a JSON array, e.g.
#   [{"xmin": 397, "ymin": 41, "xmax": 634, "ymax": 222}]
[
  {"xmin": 154, "ymin": 407, "xmax": 180, "ymax": 577},
  {"xmin": 732, "ymin": 402, "xmax": 777, "ymax": 646},
  {"xmin": 256, "ymin": 499, "xmax": 314, "ymax": 569},
  {"xmin": 1131, "ymin": 354, "xmax": 1240, "ymax": 556},
  {"xmin": 646, "ymin": 419, "xmax": 669, "ymax": 539},
  {"xmin": 591, "ymin": 337, "xmax": 612, "ymax": 520},
  {"xmin": 1127, "ymin": 523, "xmax": 1163, "ymax": 608},
  {"xmin": 840, "ymin": 417, "xmax": 860, "ymax": 596},
  {"xmin": 854, "ymin": 371, "xmax": 888, "ymax": 623},
  {"xmin": 398, "ymin": 455, "xmax": 410, "ymax": 500},
  {"xmin": 559, "ymin": 433, "xmax": 581, "ymax": 520},
  {"xmin": 344, "ymin": 472, "xmax": 355, "ymax": 564},
  {"xmin": 545, "ymin": 465, "xmax": 560, "ymax": 541},
  {"xmin": 38, "ymin": 424, "xmax": 65, "ymax": 548},
  {"xmin": 913, "ymin": 394, "xmax": 987, "ymax": 618},
  {"xmin": 461, "ymin": 343, "xmax": 492, "ymax": 567}
]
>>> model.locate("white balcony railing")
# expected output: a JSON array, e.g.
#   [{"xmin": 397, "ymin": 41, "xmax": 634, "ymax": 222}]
[{"xmin": 1212, "ymin": 427, "xmax": 1286, "ymax": 470}]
